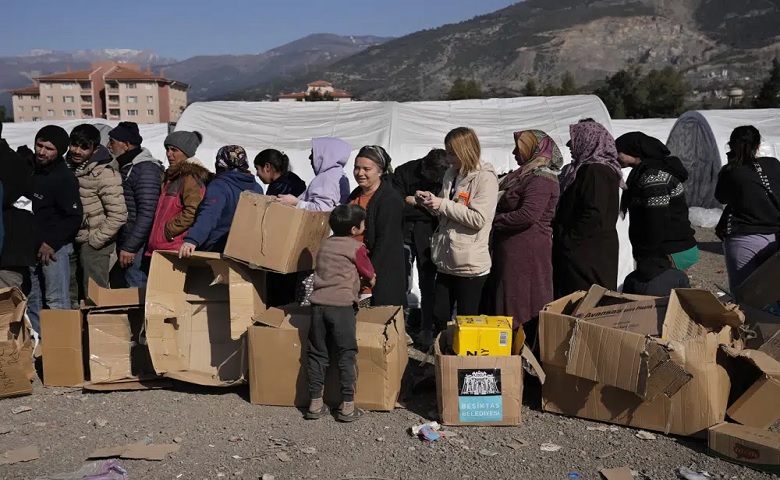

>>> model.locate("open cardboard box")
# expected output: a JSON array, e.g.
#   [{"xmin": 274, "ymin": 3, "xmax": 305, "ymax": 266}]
[
  {"xmin": 723, "ymin": 347, "xmax": 780, "ymax": 430},
  {"xmin": 145, "ymin": 251, "xmax": 267, "ymax": 387},
  {"xmin": 0, "ymin": 287, "xmax": 34, "ymax": 399},
  {"xmin": 540, "ymin": 287, "xmax": 743, "ymax": 436},
  {"xmin": 247, "ymin": 304, "xmax": 408, "ymax": 411},
  {"xmin": 223, "ymin": 192, "xmax": 331, "ymax": 274},
  {"xmin": 434, "ymin": 325, "xmax": 544, "ymax": 426}
]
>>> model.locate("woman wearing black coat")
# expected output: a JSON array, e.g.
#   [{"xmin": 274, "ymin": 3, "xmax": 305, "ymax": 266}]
[{"xmin": 347, "ymin": 146, "xmax": 406, "ymax": 307}]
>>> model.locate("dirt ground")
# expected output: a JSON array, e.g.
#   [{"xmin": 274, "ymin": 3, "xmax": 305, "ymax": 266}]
[{"xmin": 0, "ymin": 227, "xmax": 774, "ymax": 480}]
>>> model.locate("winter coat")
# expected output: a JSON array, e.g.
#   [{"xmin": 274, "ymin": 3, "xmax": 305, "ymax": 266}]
[
  {"xmin": 297, "ymin": 138, "xmax": 350, "ymax": 211},
  {"xmin": 72, "ymin": 145, "xmax": 127, "ymax": 249},
  {"xmin": 31, "ymin": 157, "xmax": 83, "ymax": 252},
  {"xmin": 347, "ymin": 180, "xmax": 407, "ymax": 306},
  {"xmin": 392, "ymin": 158, "xmax": 441, "ymax": 244},
  {"xmin": 116, "ymin": 148, "xmax": 164, "ymax": 254},
  {"xmin": 267, "ymin": 171, "xmax": 306, "ymax": 197},
  {"xmin": 0, "ymin": 139, "xmax": 36, "ymax": 268},
  {"xmin": 147, "ymin": 158, "xmax": 211, "ymax": 253},
  {"xmin": 715, "ymin": 157, "xmax": 780, "ymax": 238},
  {"xmin": 431, "ymin": 162, "xmax": 499, "ymax": 277},
  {"xmin": 184, "ymin": 170, "xmax": 264, "ymax": 252}
]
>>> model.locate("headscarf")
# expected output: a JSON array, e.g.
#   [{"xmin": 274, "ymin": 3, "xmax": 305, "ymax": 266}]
[
  {"xmin": 500, "ymin": 130, "xmax": 563, "ymax": 192},
  {"xmin": 215, "ymin": 145, "xmax": 250, "ymax": 173},
  {"xmin": 559, "ymin": 120, "xmax": 625, "ymax": 193}
]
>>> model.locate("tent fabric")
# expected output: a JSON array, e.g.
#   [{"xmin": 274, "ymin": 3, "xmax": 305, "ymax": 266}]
[
  {"xmin": 1, "ymin": 119, "xmax": 170, "ymax": 163},
  {"xmin": 612, "ymin": 118, "xmax": 677, "ymax": 144},
  {"xmin": 666, "ymin": 109, "xmax": 780, "ymax": 208}
]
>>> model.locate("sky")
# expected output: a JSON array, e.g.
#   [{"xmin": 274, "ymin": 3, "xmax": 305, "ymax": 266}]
[{"xmin": 1, "ymin": 0, "xmax": 518, "ymax": 59}]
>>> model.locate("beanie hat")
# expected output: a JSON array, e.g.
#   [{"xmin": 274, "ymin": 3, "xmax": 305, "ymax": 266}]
[
  {"xmin": 108, "ymin": 121, "xmax": 143, "ymax": 145},
  {"xmin": 164, "ymin": 130, "xmax": 203, "ymax": 158},
  {"xmin": 35, "ymin": 125, "xmax": 70, "ymax": 157}
]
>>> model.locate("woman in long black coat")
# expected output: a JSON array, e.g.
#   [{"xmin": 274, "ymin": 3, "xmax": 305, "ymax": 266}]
[{"xmin": 347, "ymin": 146, "xmax": 406, "ymax": 307}]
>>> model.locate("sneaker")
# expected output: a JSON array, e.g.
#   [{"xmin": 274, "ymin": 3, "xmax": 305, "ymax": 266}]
[
  {"xmin": 337, "ymin": 407, "xmax": 366, "ymax": 423},
  {"xmin": 304, "ymin": 404, "xmax": 330, "ymax": 420}
]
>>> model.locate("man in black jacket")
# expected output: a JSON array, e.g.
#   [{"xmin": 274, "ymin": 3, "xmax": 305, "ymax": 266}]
[
  {"xmin": 391, "ymin": 148, "xmax": 448, "ymax": 346},
  {"xmin": 107, "ymin": 122, "xmax": 163, "ymax": 288},
  {"xmin": 0, "ymin": 124, "xmax": 36, "ymax": 290},
  {"xmin": 28, "ymin": 126, "xmax": 83, "ymax": 335}
]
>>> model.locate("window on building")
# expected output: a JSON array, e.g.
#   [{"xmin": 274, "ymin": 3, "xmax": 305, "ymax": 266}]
[
  {"xmin": 126, "ymin": 96, "xmax": 137, "ymax": 103},
  {"xmin": 127, "ymin": 109, "xmax": 138, "ymax": 116},
  {"xmin": 32, "ymin": 106, "xmax": 40, "ymax": 112},
  {"xmin": 147, "ymin": 96, "xmax": 154, "ymax": 103},
  {"xmin": 17, "ymin": 106, "xmax": 24, "ymax": 112},
  {"xmin": 109, "ymin": 95, "xmax": 119, "ymax": 104},
  {"xmin": 64, "ymin": 109, "xmax": 76, "ymax": 117},
  {"xmin": 43, "ymin": 84, "xmax": 51, "ymax": 89},
  {"xmin": 79, "ymin": 82, "xmax": 90, "ymax": 90},
  {"xmin": 45, "ymin": 96, "xmax": 53, "ymax": 103},
  {"xmin": 125, "ymin": 82, "xmax": 137, "ymax": 89},
  {"xmin": 18, "ymin": 117, "xmax": 24, "ymax": 121},
  {"xmin": 147, "ymin": 109, "xmax": 155, "ymax": 116},
  {"xmin": 31, "ymin": 94, "xmax": 40, "ymax": 100},
  {"xmin": 32, "ymin": 117, "xmax": 40, "ymax": 121},
  {"xmin": 47, "ymin": 109, "xmax": 54, "ymax": 117},
  {"xmin": 145, "ymin": 83, "xmax": 153, "ymax": 90},
  {"xmin": 61, "ymin": 83, "xmax": 74, "ymax": 90},
  {"xmin": 63, "ymin": 96, "xmax": 74, "ymax": 103}
]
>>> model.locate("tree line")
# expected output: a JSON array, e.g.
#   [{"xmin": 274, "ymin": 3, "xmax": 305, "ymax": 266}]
[{"xmin": 446, "ymin": 58, "xmax": 780, "ymax": 118}]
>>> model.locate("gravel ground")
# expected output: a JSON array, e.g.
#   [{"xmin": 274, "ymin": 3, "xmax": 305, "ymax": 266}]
[{"xmin": 0, "ymin": 227, "xmax": 774, "ymax": 480}]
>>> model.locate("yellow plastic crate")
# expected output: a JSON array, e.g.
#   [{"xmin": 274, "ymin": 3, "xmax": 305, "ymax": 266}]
[{"xmin": 453, "ymin": 316, "xmax": 512, "ymax": 356}]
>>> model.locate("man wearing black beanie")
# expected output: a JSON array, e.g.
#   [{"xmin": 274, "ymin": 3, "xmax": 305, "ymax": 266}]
[{"xmin": 28, "ymin": 125, "xmax": 83, "ymax": 335}]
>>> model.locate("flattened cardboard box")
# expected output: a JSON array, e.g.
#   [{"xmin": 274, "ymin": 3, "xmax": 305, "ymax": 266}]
[
  {"xmin": 709, "ymin": 422, "xmax": 780, "ymax": 474},
  {"xmin": 248, "ymin": 305, "xmax": 407, "ymax": 411},
  {"xmin": 146, "ymin": 251, "xmax": 267, "ymax": 387},
  {"xmin": 41, "ymin": 309, "xmax": 86, "ymax": 387},
  {"xmin": 0, "ymin": 287, "xmax": 34, "ymax": 399},
  {"xmin": 224, "ymin": 192, "xmax": 331, "ymax": 274},
  {"xmin": 434, "ymin": 326, "xmax": 544, "ymax": 427},
  {"xmin": 540, "ymin": 288, "xmax": 740, "ymax": 436},
  {"xmin": 723, "ymin": 347, "xmax": 780, "ymax": 429}
]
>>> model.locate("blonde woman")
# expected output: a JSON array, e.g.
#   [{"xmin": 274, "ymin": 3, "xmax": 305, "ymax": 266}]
[{"xmin": 417, "ymin": 127, "xmax": 499, "ymax": 339}]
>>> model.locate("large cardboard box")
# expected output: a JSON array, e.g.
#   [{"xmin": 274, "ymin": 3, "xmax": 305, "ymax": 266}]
[
  {"xmin": 434, "ymin": 326, "xmax": 544, "ymax": 426},
  {"xmin": 247, "ymin": 305, "xmax": 407, "ymax": 411},
  {"xmin": 709, "ymin": 422, "xmax": 780, "ymax": 474},
  {"xmin": 146, "ymin": 251, "xmax": 267, "ymax": 387},
  {"xmin": 540, "ymin": 288, "xmax": 742, "ymax": 436},
  {"xmin": 0, "ymin": 288, "xmax": 34, "ymax": 398},
  {"xmin": 724, "ymin": 347, "xmax": 780, "ymax": 429},
  {"xmin": 224, "ymin": 192, "xmax": 331, "ymax": 274}
]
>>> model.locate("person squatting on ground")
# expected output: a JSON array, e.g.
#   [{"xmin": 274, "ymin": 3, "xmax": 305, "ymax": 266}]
[{"xmin": 305, "ymin": 204, "xmax": 376, "ymax": 422}]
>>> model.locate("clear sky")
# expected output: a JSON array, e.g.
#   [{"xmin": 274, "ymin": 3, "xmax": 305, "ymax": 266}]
[{"xmin": 2, "ymin": 0, "xmax": 518, "ymax": 59}]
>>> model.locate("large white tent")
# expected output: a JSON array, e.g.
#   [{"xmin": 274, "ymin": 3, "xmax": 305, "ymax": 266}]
[
  {"xmin": 176, "ymin": 96, "xmax": 635, "ymax": 288},
  {"xmin": 1, "ymin": 119, "xmax": 170, "ymax": 162},
  {"xmin": 612, "ymin": 118, "xmax": 678, "ymax": 143},
  {"xmin": 666, "ymin": 109, "xmax": 780, "ymax": 208}
]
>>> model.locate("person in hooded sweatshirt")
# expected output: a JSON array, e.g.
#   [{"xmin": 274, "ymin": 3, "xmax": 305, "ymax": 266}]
[
  {"xmin": 67, "ymin": 124, "xmax": 127, "ymax": 305},
  {"xmin": 107, "ymin": 121, "xmax": 164, "ymax": 288},
  {"xmin": 616, "ymin": 132, "xmax": 698, "ymax": 296},
  {"xmin": 28, "ymin": 125, "xmax": 83, "ymax": 335},
  {"xmin": 179, "ymin": 145, "xmax": 264, "ymax": 257},
  {"xmin": 147, "ymin": 130, "xmax": 211, "ymax": 256}
]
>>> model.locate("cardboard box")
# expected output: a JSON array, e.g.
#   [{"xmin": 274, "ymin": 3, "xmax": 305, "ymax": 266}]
[
  {"xmin": 709, "ymin": 422, "xmax": 780, "ymax": 474},
  {"xmin": 724, "ymin": 347, "xmax": 780, "ymax": 429},
  {"xmin": 540, "ymin": 288, "xmax": 741, "ymax": 436},
  {"xmin": 224, "ymin": 192, "xmax": 331, "ymax": 274},
  {"xmin": 146, "ymin": 251, "xmax": 267, "ymax": 387},
  {"xmin": 453, "ymin": 316, "xmax": 512, "ymax": 357},
  {"xmin": 247, "ymin": 305, "xmax": 408, "ymax": 411},
  {"xmin": 737, "ymin": 250, "xmax": 780, "ymax": 311},
  {"xmin": 0, "ymin": 287, "xmax": 34, "ymax": 399},
  {"xmin": 435, "ymin": 326, "xmax": 544, "ymax": 426},
  {"xmin": 41, "ymin": 309, "xmax": 86, "ymax": 386}
]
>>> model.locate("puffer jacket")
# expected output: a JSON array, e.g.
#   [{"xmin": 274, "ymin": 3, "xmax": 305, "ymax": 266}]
[
  {"xmin": 147, "ymin": 158, "xmax": 211, "ymax": 253},
  {"xmin": 116, "ymin": 147, "xmax": 164, "ymax": 254},
  {"xmin": 72, "ymin": 145, "xmax": 127, "ymax": 249},
  {"xmin": 431, "ymin": 161, "xmax": 499, "ymax": 277}
]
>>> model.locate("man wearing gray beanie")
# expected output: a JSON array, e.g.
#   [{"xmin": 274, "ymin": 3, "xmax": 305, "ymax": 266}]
[{"xmin": 146, "ymin": 130, "xmax": 211, "ymax": 255}]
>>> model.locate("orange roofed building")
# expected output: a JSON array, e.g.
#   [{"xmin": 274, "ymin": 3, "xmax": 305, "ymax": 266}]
[
  {"xmin": 10, "ymin": 61, "xmax": 188, "ymax": 123},
  {"xmin": 278, "ymin": 81, "xmax": 353, "ymax": 102}
]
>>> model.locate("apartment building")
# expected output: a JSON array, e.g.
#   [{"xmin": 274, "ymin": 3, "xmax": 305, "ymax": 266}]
[{"xmin": 11, "ymin": 62, "xmax": 188, "ymax": 124}]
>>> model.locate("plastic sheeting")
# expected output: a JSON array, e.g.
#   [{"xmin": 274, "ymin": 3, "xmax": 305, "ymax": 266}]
[
  {"xmin": 612, "ymin": 118, "xmax": 677, "ymax": 143},
  {"xmin": 666, "ymin": 109, "xmax": 780, "ymax": 208},
  {"xmin": 1, "ymin": 120, "xmax": 170, "ymax": 163}
]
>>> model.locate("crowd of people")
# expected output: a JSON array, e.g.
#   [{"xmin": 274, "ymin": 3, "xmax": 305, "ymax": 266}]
[{"xmin": 0, "ymin": 117, "xmax": 778, "ymax": 421}]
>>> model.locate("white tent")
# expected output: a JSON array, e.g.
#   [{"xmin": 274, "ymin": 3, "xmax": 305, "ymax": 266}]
[
  {"xmin": 612, "ymin": 118, "xmax": 678, "ymax": 143},
  {"xmin": 176, "ymin": 96, "xmax": 635, "ymax": 289},
  {"xmin": 1, "ymin": 120, "xmax": 170, "ymax": 162},
  {"xmin": 666, "ymin": 109, "xmax": 780, "ymax": 208}
]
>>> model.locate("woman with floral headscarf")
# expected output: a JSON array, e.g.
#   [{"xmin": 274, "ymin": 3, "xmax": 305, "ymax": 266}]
[
  {"xmin": 487, "ymin": 130, "xmax": 562, "ymax": 346},
  {"xmin": 178, "ymin": 145, "xmax": 264, "ymax": 258},
  {"xmin": 553, "ymin": 119, "xmax": 624, "ymax": 296}
]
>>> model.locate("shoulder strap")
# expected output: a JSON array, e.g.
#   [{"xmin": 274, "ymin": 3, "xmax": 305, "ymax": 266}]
[{"xmin": 753, "ymin": 161, "xmax": 780, "ymax": 212}]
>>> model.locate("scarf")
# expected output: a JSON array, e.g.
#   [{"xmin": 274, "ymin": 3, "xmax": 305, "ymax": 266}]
[
  {"xmin": 215, "ymin": 145, "xmax": 250, "ymax": 173},
  {"xmin": 500, "ymin": 130, "xmax": 563, "ymax": 193},
  {"xmin": 559, "ymin": 121, "xmax": 625, "ymax": 194}
]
